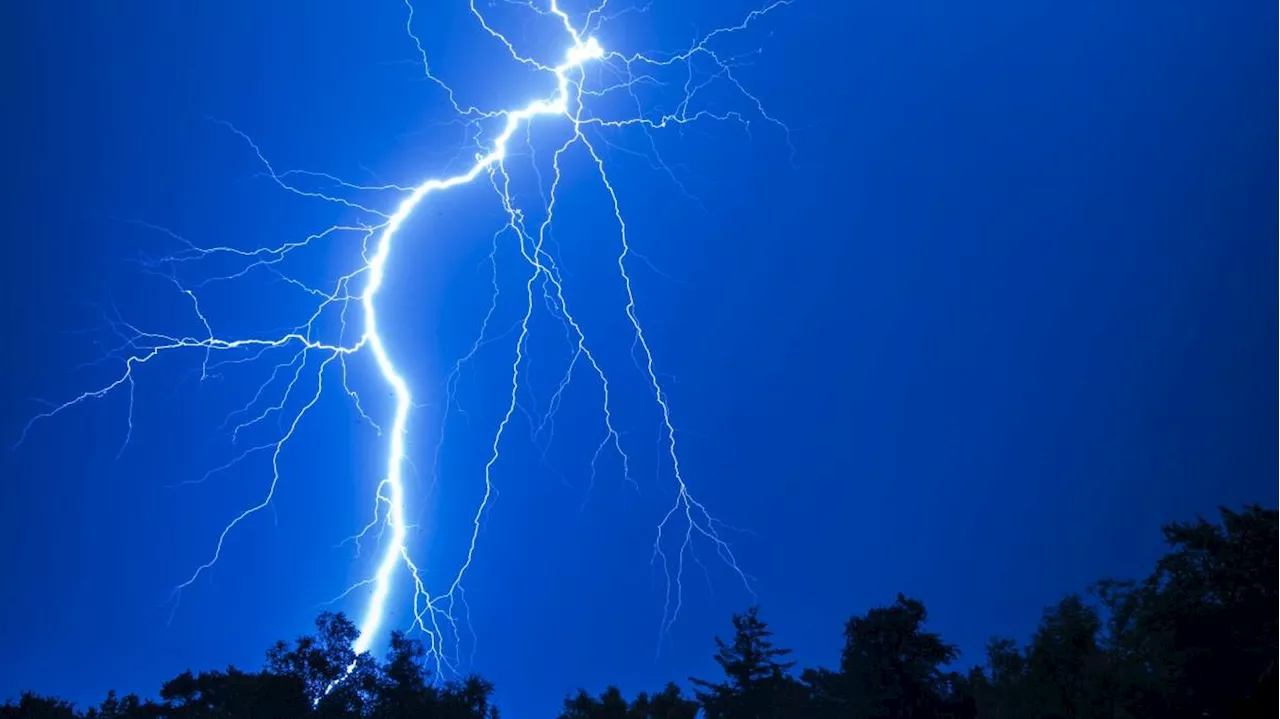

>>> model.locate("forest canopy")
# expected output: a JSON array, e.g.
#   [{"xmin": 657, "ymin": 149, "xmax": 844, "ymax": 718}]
[{"xmin": 4, "ymin": 504, "xmax": 1275, "ymax": 718}]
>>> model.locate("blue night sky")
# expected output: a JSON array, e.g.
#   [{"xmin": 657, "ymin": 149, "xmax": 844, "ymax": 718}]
[{"xmin": 1, "ymin": 1, "xmax": 1273, "ymax": 716}]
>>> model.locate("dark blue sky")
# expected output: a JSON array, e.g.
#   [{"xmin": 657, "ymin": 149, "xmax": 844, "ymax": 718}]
[{"xmin": 1, "ymin": 0, "xmax": 1273, "ymax": 716}]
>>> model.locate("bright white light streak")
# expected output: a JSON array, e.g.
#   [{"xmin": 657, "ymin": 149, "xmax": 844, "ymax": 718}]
[{"xmin": 18, "ymin": 0, "xmax": 792, "ymax": 673}]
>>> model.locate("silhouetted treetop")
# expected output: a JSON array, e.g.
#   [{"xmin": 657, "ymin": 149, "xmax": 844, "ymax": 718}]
[{"xmin": 3, "ymin": 504, "xmax": 1274, "ymax": 718}]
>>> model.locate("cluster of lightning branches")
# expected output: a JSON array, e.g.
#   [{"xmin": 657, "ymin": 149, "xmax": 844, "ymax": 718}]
[{"xmin": 18, "ymin": 0, "xmax": 792, "ymax": 676}]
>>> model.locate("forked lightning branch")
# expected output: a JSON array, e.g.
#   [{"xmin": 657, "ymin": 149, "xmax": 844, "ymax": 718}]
[{"xmin": 19, "ymin": 0, "xmax": 790, "ymax": 668}]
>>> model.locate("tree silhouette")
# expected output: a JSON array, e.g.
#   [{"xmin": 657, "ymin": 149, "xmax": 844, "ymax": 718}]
[
  {"xmin": 689, "ymin": 606, "xmax": 806, "ymax": 719},
  {"xmin": 829, "ymin": 594, "xmax": 958, "ymax": 719},
  {"xmin": 1095, "ymin": 504, "xmax": 1278, "ymax": 718},
  {"xmin": 972, "ymin": 504, "xmax": 1278, "ymax": 719},
  {"xmin": 560, "ymin": 687, "xmax": 622, "ymax": 719},
  {"xmin": 559, "ymin": 683, "xmax": 698, "ymax": 719},
  {"xmin": 629, "ymin": 684, "xmax": 700, "ymax": 719},
  {"xmin": 2, "ymin": 504, "xmax": 1275, "ymax": 718},
  {"xmin": 976, "ymin": 612, "xmax": 1124, "ymax": 719},
  {"xmin": 1, "ymin": 693, "xmax": 80, "ymax": 719},
  {"xmin": 81, "ymin": 692, "xmax": 160, "ymax": 719}
]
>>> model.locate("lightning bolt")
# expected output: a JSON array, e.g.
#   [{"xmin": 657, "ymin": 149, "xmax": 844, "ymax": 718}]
[{"xmin": 18, "ymin": 0, "xmax": 790, "ymax": 674}]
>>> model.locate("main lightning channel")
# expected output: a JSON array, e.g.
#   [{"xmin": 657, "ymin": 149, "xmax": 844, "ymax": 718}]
[{"xmin": 350, "ymin": 27, "xmax": 604, "ymax": 656}]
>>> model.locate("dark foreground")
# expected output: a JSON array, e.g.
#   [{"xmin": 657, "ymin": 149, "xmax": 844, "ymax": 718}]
[{"xmin": 5, "ymin": 505, "xmax": 1275, "ymax": 719}]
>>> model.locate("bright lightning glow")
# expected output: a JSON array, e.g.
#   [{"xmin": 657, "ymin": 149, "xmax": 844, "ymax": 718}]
[
  {"xmin": 19, "ymin": 0, "xmax": 791, "ymax": 674},
  {"xmin": 346, "ymin": 22, "xmax": 606, "ymax": 658}
]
